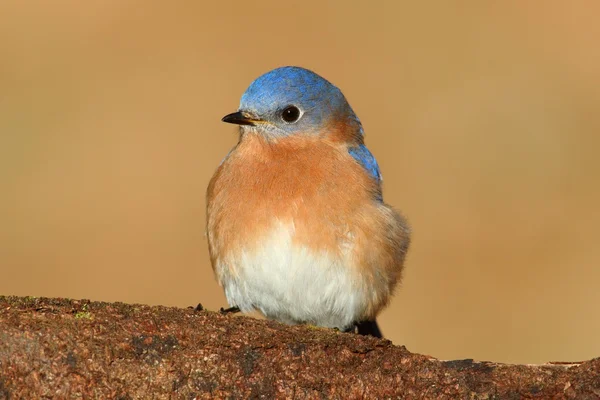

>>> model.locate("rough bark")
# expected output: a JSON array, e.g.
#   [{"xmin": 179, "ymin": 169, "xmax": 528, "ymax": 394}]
[{"xmin": 0, "ymin": 296, "xmax": 598, "ymax": 399}]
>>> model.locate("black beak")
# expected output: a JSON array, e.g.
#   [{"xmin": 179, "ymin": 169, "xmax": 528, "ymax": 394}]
[{"xmin": 221, "ymin": 111, "xmax": 259, "ymax": 126}]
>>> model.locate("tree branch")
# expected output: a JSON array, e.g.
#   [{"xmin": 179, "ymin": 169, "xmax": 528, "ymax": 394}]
[{"xmin": 0, "ymin": 296, "xmax": 598, "ymax": 399}]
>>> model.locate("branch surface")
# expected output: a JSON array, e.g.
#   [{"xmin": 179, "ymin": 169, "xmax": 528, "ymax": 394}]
[{"xmin": 0, "ymin": 296, "xmax": 598, "ymax": 399}]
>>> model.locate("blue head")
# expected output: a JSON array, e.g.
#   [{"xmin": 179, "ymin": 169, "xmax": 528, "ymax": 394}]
[{"xmin": 222, "ymin": 66, "xmax": 363, "ymax": 138}]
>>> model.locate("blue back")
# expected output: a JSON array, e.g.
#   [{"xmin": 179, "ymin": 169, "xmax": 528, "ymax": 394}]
[{"xmin": 348, "ymin": 144, "xmax": 383, "ymax": 201}]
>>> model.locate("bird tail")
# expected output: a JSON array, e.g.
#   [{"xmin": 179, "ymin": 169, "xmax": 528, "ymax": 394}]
[{"xmin": 355, "ymin": 319, "xmax": 383, "ymax": 338}]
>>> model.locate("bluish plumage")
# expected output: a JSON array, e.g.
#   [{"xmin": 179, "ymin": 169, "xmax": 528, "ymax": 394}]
[
  {"xmin": 349, "ymin": 144, "xmax": 383, "ymax": 201},
  {"xmin": 348, "ymin": 144, "xmax": 382, "ymax": 182},
  {"xmin": 237, "ymin": 66, "xmax": 362, "ymax": 137}
]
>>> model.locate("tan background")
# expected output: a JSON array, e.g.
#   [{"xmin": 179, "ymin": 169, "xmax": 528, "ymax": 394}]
[{"xmin": 1, "ymin": 2, "xmax": 599, "ymax": 364}]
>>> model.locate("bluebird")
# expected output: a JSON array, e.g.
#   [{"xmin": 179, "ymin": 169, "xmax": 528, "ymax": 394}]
[{"xmin": 206, "ymin": 66, "xmax": 410, "ymax": 337}]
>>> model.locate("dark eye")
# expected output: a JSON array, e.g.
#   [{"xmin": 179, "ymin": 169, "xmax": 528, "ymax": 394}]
[{"xmin": 281, "ymin": 106, "xmax": 301, "ymax": 123}]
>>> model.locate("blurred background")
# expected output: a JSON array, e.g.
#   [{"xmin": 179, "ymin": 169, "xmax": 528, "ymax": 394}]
[{"xmin": 1, "ymin": 2, "xmax": 599, "ymax": 364}]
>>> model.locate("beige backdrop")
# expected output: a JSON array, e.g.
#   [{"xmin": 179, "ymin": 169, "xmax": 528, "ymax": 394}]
[{"xmin": 1, "ymin": 2, "xmax": 599, "ymax": 364}]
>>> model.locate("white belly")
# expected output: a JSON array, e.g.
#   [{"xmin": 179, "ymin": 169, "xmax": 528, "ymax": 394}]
[{"xmin": 215, "ymin": 222, "xmax": 368, "ymax": 331}]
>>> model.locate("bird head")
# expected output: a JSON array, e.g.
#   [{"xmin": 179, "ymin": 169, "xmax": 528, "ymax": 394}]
[{"xmin": 222, "ymin": 66, "xmax": 363, "ymax": 139}]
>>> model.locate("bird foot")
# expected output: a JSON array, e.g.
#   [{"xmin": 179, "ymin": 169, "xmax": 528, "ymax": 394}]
[{"xmin": 219, "ymin": 306, "xmax": 240, "ymax": 315}]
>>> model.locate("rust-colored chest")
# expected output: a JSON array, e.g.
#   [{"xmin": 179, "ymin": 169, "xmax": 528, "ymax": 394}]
[{"xmin": 206, "ymin": 135, "xmax": 377, "ymax": 257}]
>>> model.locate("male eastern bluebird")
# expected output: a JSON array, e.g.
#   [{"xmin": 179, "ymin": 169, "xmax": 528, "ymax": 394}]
[{"xmin": 206, "ymin": 66, "xmax": 410, "ymax": 338}]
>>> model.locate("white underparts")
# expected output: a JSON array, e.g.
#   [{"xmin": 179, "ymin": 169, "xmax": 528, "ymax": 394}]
[{"xmin": 216, "ymin": 221, "xmax": 368, "ymax": 331}]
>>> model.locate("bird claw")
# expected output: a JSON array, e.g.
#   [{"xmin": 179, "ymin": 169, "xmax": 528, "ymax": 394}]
[{"xmin": 219, "ymin": 306, "xmax": 240, "ymax": 315}]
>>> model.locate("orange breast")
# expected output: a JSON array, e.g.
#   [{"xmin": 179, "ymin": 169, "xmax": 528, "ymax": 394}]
[
  {"xmin": 206, "ymin": 133, "xmax": 410, "ymax": 317},
  {"xmin": 207, "ymin": 134, "xmax": 374, "ymax": 250}
]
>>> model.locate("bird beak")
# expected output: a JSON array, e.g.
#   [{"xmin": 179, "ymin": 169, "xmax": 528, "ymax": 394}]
[{"xmin": 221, "ymin": 111, "xmax": 263, "ymax": 126}]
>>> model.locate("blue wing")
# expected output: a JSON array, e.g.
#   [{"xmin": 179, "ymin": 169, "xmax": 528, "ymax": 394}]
[{"xmin": 348, "ymin": 144, "xmax": 383, "ymax": 201}]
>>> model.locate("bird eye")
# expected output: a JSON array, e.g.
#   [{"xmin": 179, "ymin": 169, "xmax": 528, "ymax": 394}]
[{"xmin": 281, "ymin": 106, "xmax": 301, "ymax": 123}]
